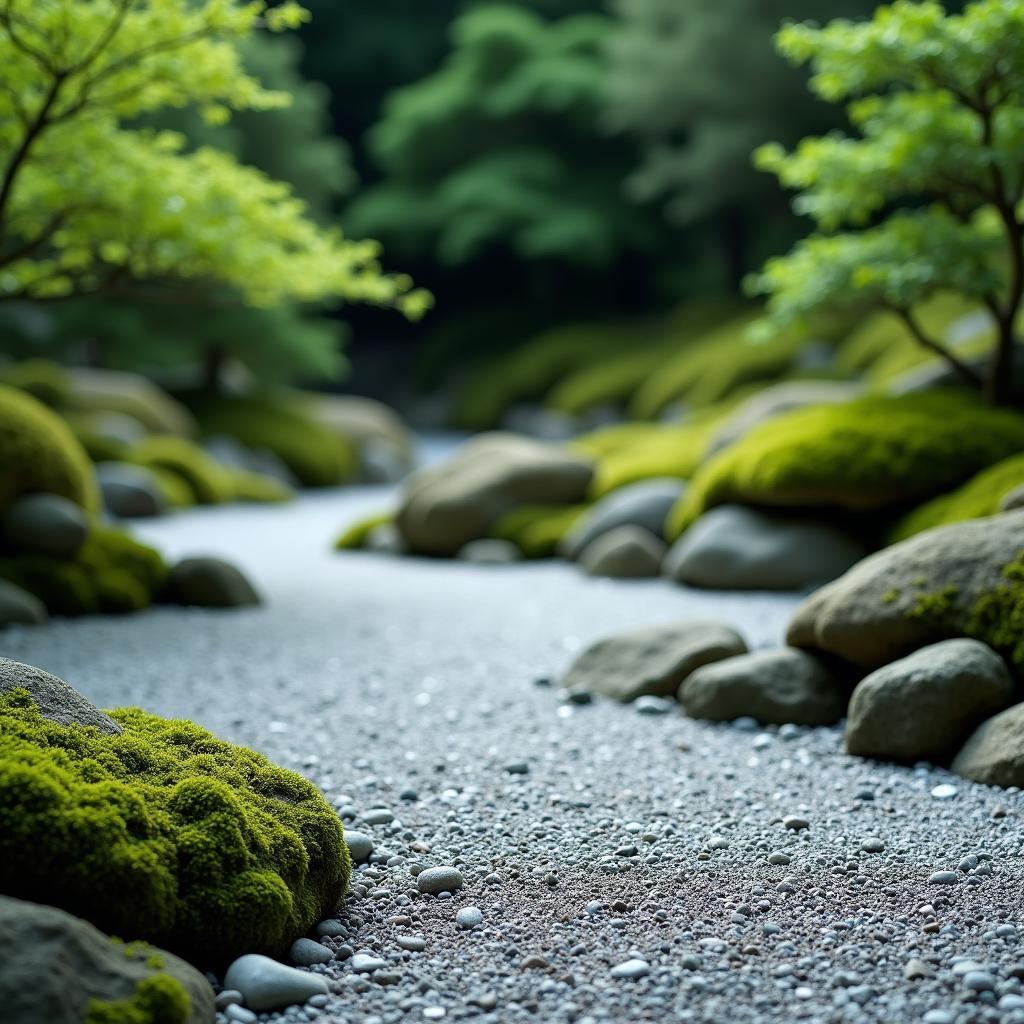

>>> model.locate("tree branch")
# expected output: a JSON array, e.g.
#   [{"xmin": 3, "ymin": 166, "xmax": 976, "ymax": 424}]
[{"xmin": 887, "ymin": 303, "xmax": 984, "ymax": 388}]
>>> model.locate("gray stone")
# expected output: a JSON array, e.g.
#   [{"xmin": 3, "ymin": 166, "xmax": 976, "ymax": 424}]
[
  {"xmin": 1, "ymin": 493, "xmax": 89, "ymax": 558},
  {"xmin": 610, "ymin": 958, "xmax": 650, "ymax": 979},
  {"xmin": 561, "ymin": 479, "xmax": 684, "ymax": 560},
  {"xmin": 788, "ymin": 512, "xmax": 1024, "ymax": 669},
  {"xmin": 457, "ymin": 539, "xmax": 523, "ymax": 564},
  {"xmin": 345, "ymin": 830, "xmax": 374, "ymax": 862},
  {"xmin": 359, "ymin": 438, "xmax": 412, "ymax": 484},
  {"xmin": 664, "ymin": 505, "xmax": 866, "ymax": 591},
  {"xmin": 350, "ymin": 953, "xmax": 388, "ymax": 973},
  {"xmin": 364, "ymin": 523, "xmax": 408, "ymax": 556},
  {"xmin": 0, "ymin": 579, "xmax": 47, "ymax": 627},
  {"xmin": 845, "ymin": 639, "xmax": 1014, "ymax": 761},
  {"xmin": 289, "ymin": 937, "xmax": 333, "ymax": 966},
  {"xmin": 456, "ymin": 906, "xmax": 483, "ymax": 929},
  {"xmin": 417, "ymin": 866, "xmax": 464, "ymax": 894},
  {"xmin": 96, "ymin": 462, "xmax": 168, "ymax": 518},
  {"xmin": 952, "ymin": 702, "xmax": 1024, "ymax": 787},
  {"xmin": 0, "ymin": 657, "xmax": 120, "ymax": 733},
  {"xmin": 560, "ymin": 620, "xmax": 747, "ymax": 702},
  {"xmin": 679, "ymin": 648, "xmax": 848, "ymax": 726},
  {"xmin": 578, "ymin": 525, "xmax": 666, "ymax": 578},
  {"xmin": 0, "ymin": 896, "xmax": 213, "ymax": 1024},
  {"xmin": 68, "ymin": 366, "xmax": 198, "ymax": 436},
  {"xmin": 165, "ymin": 557, "xmax": 261, "ymax": 608},
  {"xmin": 396, "ymin": 433, "xmax": 593, "ymax": 556},
  {"xmin": 223, "ymin": 953, "xmax": 329, "ymax": 1011}
]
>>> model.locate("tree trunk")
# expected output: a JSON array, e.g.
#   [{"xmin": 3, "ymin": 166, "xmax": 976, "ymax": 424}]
[
  {"xmin": 202, "ymin": 345, "xmax": 226, "ymax": 394},
  {"xmin": 987, "ymin": 323, "xmax": 1019, "ymax": 407},
  {"xmin": 720, "ymin": 207, "xmax": 749, "ymax": 293}
]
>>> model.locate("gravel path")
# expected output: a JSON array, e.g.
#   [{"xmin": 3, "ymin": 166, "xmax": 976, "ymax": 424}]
[{"xmin": 5, "ymin": 449, "xmax": 1023, "ymax": 1024}]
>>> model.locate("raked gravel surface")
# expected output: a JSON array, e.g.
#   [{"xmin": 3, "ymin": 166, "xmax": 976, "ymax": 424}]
[{"xmin": 4, "ymin": 440, "xmax": 1023, "ymax": 1024}]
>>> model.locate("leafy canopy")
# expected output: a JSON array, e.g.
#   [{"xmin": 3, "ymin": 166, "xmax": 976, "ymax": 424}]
[
  {"xmin": 0, "ymin": 0, "xmax": 429, "ymax": 318},
  {"xmin": 346, "ymin": 4, "xmax": 654, "ymax": 270},
  {"xmin": 751, "ymin": 0, "xmax": 1024, "ymax": 401}
]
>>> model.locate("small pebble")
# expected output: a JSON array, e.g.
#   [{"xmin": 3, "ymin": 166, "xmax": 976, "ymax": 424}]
[
  {"xmin": 456, "ymin": 906, "xmax": 483, "ymax": 929},
  {"xmin": 610, "ymin": 958, "xmax": 650, "ymax": 979},
  {"xmin": 417, "ymin": 866, "xmax": 464, "ymax": 895}
]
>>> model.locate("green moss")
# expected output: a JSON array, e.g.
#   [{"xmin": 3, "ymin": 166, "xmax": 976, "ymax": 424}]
[
  {"xmin": 128, "ymin": 437, "xmax": 232, "ymax": 505},
  {"xmin": 891, "ymin": 454, "xmax": 1024, "ymax": 542},
  {"xmin": 147, "ymin": 468, "xmax": 195, "ymax": 509},
  {"xmin": 585, "ymin": 419, "xmax": 721, "ymax": 500},
  {"xmin": 453, "ymin": 322, "xmax": 642, "ymax": 430},
  {"xmin": 881, "ymin": 588, "xmax": 900, "ymax": 605},
  {"xmin": 1, "ymin": 359, "xmax": 72, "ymax": 408},
  {"xmin": 910, "ymin": 585, "xmax": 960, "ymax": 620},
  {"xmin": 965, "ymin": 553, "xmax": 1024, "ymax": 674},
  {"xmin": 0, "ymin": 689, "xmax": 350, "ymax": 965},
  {"xmin": 667, "ymin": 392, "xmax": 1024, "ymax": 538},
  {"xmin": 85, "ymin": 972, "xmax": 191, "ymax": 1024},
  {"xmin": 487, "ymin": 504, "xmax": 589, "ymax": 558},
  {"xmin": 223, "ymin": 468, "xmax": 293, "ymax": 504},
  {"xmin": 0, "ymin": 383, "xmax": 99, "ymax": 513},
  {"xmin": 192, "ymin": 395, "xmax": 358, "ymax": 488},
  {"xmin": 0, "ymin": 526, "xmax": 167, "ymax": 616},
  {"xmin": 335, "ymin": 511, "xmax": 393, "ymax": 550}
]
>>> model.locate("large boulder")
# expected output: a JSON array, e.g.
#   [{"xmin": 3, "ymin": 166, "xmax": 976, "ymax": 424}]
[
  {"xmin": 0, "ymin": 657, "xmax": 121, "ymax": 734},
  {"xmin": 560, "ymin": 478, "xmax": 684, "ymax": 560},
  {"xmin": 560, "ymin": 621, "xmax": 747, "ymax": 702},
  {"xmin": 845, "ymin": 640, "xmax": 1014, "ymax": 761},
  {"xmin": 787, "ymin": 512, "xmax": 1024, "ymax": 673},
  {"xmin": 0, "ymin": 580, "xmax": 47, "ymax": 627},
  {"xmin": 664, "ymin": 505, "xmax": 867, "ymax": 591},
  {"xmin": 0, "ymin": 896, "xmax": 214, "ymax": 1024},
  {"xmin": 164, "ymin": 557, "xmax": 261, "ymax": 608},
  {"xmin": 707, "ymin": 380, "xmax": 864, "ymax": 456},
  {"xmin": 396, "ymin": 434, "xmax": 594, "ymax": 557},
  {"xmin": 1, "ymin": 493, "xmax": 90, "ymax": 558},
  {"xmin": 679, "ymin": 648, "xmax": 848, "ymax": 726},
  {"xmin": 951, "ymin": 703, "xmax": 1024, "ymax": 787},
  {"xmin": 578, "ymin": 526, "xmax": 666, "ymax": 578}
]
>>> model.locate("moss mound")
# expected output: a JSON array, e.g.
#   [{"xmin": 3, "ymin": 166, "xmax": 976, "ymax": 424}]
[
  {"xmin": 335, "ymin": 511, "xmax": 393, "ymax": 551},
  {"xmin": 0, "ymin": 526, "xmax": 167, "ymax": 616},
  {"xmin": 0, "ymin": 690, "xmax": 350, "ymax": 966},
  {"xmin": 0, "ymin": 384, "xmax": 99, "ymax": 514},
  {"xmin": 192, "ymin": 396, "xmax": 358, "ymax": 488},
  {"xmin": 668, "ymin": 393, "xmax": 1024, "ymax": 538},
  {"xmin": 892, "ymin": 454, "xmax": 1024, "ymax": 542},
  {"xmin": 1, "ymin": 359, "xmax": 72, "ymax": 408},
  {"xmin": 487, "ymin": 504, "xmax": 589, "ymax": 558},
  {"xmin": 222, "ymin": 468, "xmax": 293, "ymax": 505},
  {"xmin": 128, "ymin": 438, "xmax": 232, "ymax": 506}
]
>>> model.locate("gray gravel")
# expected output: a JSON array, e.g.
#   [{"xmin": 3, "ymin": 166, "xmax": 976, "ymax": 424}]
[{"xmin": 4, "ymin": 444, "xmax": 1024, "ymax": 1024}]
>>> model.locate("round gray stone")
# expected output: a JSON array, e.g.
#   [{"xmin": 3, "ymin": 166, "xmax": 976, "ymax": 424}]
[
  {"xmin": 223, "ymin": 954, "xmax": 328, "ymax": 1012},
  {"xmin": 2, "ymin": 493, "xmax": 89, "ymax": 558},
  {"xmin": 417, "ymin": 866, "xmax": 464, "ymax": 895}
]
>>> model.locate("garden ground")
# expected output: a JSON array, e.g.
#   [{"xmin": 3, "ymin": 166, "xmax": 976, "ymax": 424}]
[{"xmin": 5, "ymin": 437, "xmax": 1023, "ymax": 1024}]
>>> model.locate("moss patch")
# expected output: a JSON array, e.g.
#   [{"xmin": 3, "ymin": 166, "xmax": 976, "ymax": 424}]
[
  {"xmin": 0, "ymin": 383, "xmax": 99, "ymax": 513},
  {"xmin": 1, "ymin": 359, "xmax": 72, "ymax": 408},
  {"xmin": 0, "ymin": 690, "xmax": 350, "ymax": 966},
  {"xmin": 335, "ymin": 511, "xmax": 393, "ymax": 551},
  {"xmin": 128, "ymin": 437, "xmax": 232, "ymax": 506},
  {"xmin": 668, "ymin": 392, "xmax": 1024, "ymax": 538},
  {"xmin": 891, "ymin": 454, "xmax": 1024, "ymax": 542},
  {"xmin": 85, "ymin": 972, "xmax": 191, "ymax": 1024},
  {"xmin": 488, "ymin": 504, "xmax": 589, "ymax": 558},
  {"xmin": 192, "ymin": 395, "xmax": 358, "ymax": 488},
  {"xmin": 0, "ymin": 526, "xmax": 167, "ymax": 616}
]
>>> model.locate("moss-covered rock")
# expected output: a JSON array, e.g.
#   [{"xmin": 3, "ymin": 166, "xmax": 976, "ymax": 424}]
[
  {"xmin": 668, "ymin": 393, "xmax": 1024, "ymax": 539},
  {"xmin": 192, "ymin": 395, "xmax": 358, "ymax": 488},
  {"xmin": 0, "ymin": 384, "xmax": 99, "ymax": 514},
  {"xmin": 487, "ymin": 503, "xmax": 590, "ymax": 559},
  {"xmin": 128, "ymin": 437, "xmax": 232, "ymax": 506},
  {"xmin": 0, "ymin": 896, "xmax": 213, "ymax": 1024},
  {"xmin": 222, "ymin": 468, "xmax": 293, "ymax": 504},
  {"xmin": 891, "ymin": 454, "xmax": 1024, "ymax": 542},
  {"xmin": 787, "ymin": 511, "xmax": 1024, "ymax": 674},
  {"xmin": 0, "ymin": 526, "xmax": 167, "ymax": 616},
  {"xmin": 0, "ymin": 688, "xmax": 350, "ymax": 965},
  {"xmin": 66, "ymin": 368, "xmax": 198, "ymax": 438}
]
